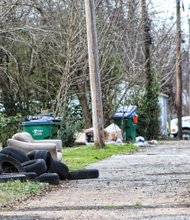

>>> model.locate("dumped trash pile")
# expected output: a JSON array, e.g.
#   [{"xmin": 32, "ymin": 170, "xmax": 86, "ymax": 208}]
[
  {"xmin": 0, "ymin": 147, "xmax": 99, "ymax": 185},
  {"xmin": 134, "ymin": 136, "xmax": 158, "ymax": 147}
]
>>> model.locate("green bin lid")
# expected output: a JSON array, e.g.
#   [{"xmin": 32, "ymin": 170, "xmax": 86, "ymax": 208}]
[{"xmin": 22, "ymin": 119, "xmax": 53, "ymax": 125}]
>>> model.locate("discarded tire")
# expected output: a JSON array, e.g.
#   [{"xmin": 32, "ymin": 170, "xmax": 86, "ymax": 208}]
[
  {"xmin": 1, "ymin": 147, "xmax": 30, "ymax": 163},
  {"xmin": 27, "ymin": 151, "xmax": 36, "ymax": 160},
  {"xmin": 0, "ymin": 153, "xmax": 24, "ymax": 173},
  {"xmin": 0, "ymin": 173, "xmax": 26, "ymax": 183},
  {"xmin": 21, "ymin": 159, "xmax": 47, "ymax": 176},
  {"xmin": 67, "ymin": 169, "xmax": 99, "ymax": 180},
  {"xmin": 182, "ymin": 129, "xmax": 190, "ymax": 140},
  {"xmin": 27, "ymin": 150, "xmax": 53, "ymax": 170},
  {"xmin": 38, "ymin": 173, "xmax": 59, "ymax": 185},
  {"xmin": 49, "ymin": 160, "xmax": 69, "ymax": 180},
  {"xmin": 21, "ymin": 172, "xmax": 37, "ymax": 180}
]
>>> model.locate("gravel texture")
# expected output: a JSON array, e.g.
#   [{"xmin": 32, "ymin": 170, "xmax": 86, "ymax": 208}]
[{"xmin": 1, "ymin": 140, "xmax": 190, "ymax": 219}]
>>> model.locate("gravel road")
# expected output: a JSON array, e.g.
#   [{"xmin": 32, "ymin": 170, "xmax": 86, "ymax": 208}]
[{"xmin": 1, "ymin": 141, "xmax": 190, "ymax": 220}]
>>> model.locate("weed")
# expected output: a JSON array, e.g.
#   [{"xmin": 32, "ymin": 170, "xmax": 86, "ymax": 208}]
[
  {"xmin": 106, "ymin": 204, "xmax": 114, "ymax": 209},
  {"xmin": 134, "ymin": 201, "xmax": 142, "ymax": 207},
  {"xmin": 0, "ymin": 180, "xmax": 48, "ymax": 208}
]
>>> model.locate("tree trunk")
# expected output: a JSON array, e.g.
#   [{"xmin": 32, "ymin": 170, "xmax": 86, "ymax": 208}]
[{"xmin": 75, "ymin": 83, "xmax": 92, "ymax": 129}]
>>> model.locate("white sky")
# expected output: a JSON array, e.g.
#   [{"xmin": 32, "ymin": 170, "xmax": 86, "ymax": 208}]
[
  {"xmin": 152, "ymin": 0, "xmax": 190, "ymax": 38},
  {"xmin": 153, "ymin": 0, "xmax": 189, "ymax": 18}
]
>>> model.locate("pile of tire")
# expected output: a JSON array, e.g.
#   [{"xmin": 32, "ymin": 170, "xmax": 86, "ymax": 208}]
[{"xmin": 0, "ymin": 147, "xmax": 99, "ymax": 185}]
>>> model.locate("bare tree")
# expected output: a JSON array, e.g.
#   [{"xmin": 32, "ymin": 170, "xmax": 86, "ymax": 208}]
[{"xmin": 0, "ymin": 0, "xmax": 182, "ymax": 133}]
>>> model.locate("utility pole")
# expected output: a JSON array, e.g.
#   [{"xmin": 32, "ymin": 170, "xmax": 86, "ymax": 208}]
[
  {"xmin": 84, "ymin": 0, "xmax": 105, "ymax": 148},
  {"xmin": 188, "ymin": 4, "xmax": 190, "ymax": 115},
  {"xmin": 176, "ymin": 0, "xmax": 182, "ymax": 139}
]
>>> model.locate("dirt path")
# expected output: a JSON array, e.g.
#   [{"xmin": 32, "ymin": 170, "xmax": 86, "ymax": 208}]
[{"xmin": 1, "ymin": 141, "xmax": 190, "ymax": 219}]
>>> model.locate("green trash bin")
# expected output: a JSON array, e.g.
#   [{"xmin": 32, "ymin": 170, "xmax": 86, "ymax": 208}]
[
  {"xmin": 22, "ymin": 119, "xmax": 60, "ymax": 140},
  {"xmin": 113, "ymin": 106, "xmax": 137, "ymax": 143},
  {"xmin": 114, "ymin": 117, "xmax": 136, "ymax": 143}
]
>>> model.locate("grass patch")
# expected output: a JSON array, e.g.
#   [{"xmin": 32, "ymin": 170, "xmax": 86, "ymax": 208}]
[
  {"xmin": 0, "ymin": 180, "xmax": 47, "ymax": 209},
  {"xmin": 63, "ymin": 143, "xmax": 138, "ymax": 170}
]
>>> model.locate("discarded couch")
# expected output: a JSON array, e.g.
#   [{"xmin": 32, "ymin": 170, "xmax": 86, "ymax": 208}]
[{"xmin": 7, "ymin": 132, "xmax": 62, "ymax": 161}]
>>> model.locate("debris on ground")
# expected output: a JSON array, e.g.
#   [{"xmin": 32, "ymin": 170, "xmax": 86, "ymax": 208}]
[
  {"xmin": 0, "ymin": 147, "xmax": 99, "ymax": 185},
  {"xmin": 134, "ymin": 136, "xmax": 158, "ymax": 147}
]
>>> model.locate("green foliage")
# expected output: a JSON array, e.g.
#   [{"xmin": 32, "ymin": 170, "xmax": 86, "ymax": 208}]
[
  {"xmin": 136, "ymin": 80, "xmax": 161, "ymax": 140},
  {"xmin": 0, "ymin": 180, "xmax": 47, "ymax": 209},
  {"xmin": 67, "ymin": 99, "xmax": 83, "ymax": 121},
  {"xmin": 106, "ymin": 54, "xmax": 124, "ymax": 78},
  {"xmin": 0, "ymin": 114, "xmax": 21, "ymax": 147},
  {"xmin": 62, "ymin": 144, "xmax": 138, "ymax": 170},
  {"xmin": 58, "ymin": 120, "xmax": 83, "ymax": 147}
]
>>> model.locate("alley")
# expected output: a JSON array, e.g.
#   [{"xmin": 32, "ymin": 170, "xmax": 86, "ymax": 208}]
[{"xmin": 1, "ymin": 141, "xmax": 190, "ymax": 219}]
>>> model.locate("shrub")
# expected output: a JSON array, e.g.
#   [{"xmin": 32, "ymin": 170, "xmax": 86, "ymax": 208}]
[
  {"xmin": 136, "ymin": 80, "xmax": 161, "ymax": 140},
  {"xmin": 0, "ymin": 114, "xmax": 21, "ymax": 147},
  {"xmin": 58, "ymin": 120, "xmax": 82, "ymax": 147}
]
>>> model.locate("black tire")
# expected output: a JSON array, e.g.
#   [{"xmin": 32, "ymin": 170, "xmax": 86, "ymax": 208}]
[
  {"xmin": 27, "ymin": 151, "xmax": 36, "ymax": 160},
  {"xmin": 49, "ymin": 160, "xmax": 69, "ymax": 180},
  {"xmin": 1, "ymin": 172, "xmax": 37, "ymax": 180},
  {"xmin": 67, "ymin": 169, "xmax": 99, "ymax": 180},
  {"xmin": 0, "ymin": 153, "xmax": 24, "ymax": 173},
  {"xmin": 0, "ymin": 173, "xmax": 26, "ymax": 183},
  {"xmin": 37, "ymin": 173, "xmax": 59, "ymax": 185},
  {"xmin": 21, "ymin": 172, "xmax": 37, "ymax": 180},
  {"xmin": 27, "ymin": 150, "xmax": 53, "ymax": 170},
  {"xmin": 182, "ymin": 130, "xmax": 190, "ymax": 140},
  {"xmin": 21, "ymin": 159, "xmax": 47, "ymax": 176},
  {"xmin": 1, "ymin": 147, "xmax": 30, "ymax": 163}
]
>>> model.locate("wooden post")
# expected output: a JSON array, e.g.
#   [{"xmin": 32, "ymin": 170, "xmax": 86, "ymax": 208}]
[
  {"xmin": 176, "ymin": 0, "xmax": 182, "ymax": 139},
  {"xmin": 188, "ymin": 6, "xmax": 190, "ymax": 115},
  {"xmin": 84, "ymin": 0, "xmax": 105, "ymax": 148}
]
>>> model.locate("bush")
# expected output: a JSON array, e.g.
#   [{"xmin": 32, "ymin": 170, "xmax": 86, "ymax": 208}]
[
  {"xmin": 136, "ymin": 80, "xmax": 161, "ymax": 140},
  {"xmin": 58, "ymin": 120, "xmax": 82, "ymax": 147},
  {"xmin": 0, "ymin": 114, "xmax": 21, "ymax": 147}
]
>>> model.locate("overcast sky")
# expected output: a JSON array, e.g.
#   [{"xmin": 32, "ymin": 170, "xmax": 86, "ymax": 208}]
[
  {"xmin": 152, "ymin": 0, "xmax": 190, "ymax": 35},
  {"xmin": 152, "ymin": 0, "xmax": 189, "ymax": 19}
]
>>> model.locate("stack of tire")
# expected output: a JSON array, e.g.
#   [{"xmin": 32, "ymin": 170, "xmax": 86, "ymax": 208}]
[{"xmin": 0, "ymin": 147, "xmax": 99, "ymax": 185}]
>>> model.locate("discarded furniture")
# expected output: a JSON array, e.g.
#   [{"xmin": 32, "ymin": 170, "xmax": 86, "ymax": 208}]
[{"xmin": 7, "ymin": 132, "xmax": 62, "ymax": 161}]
